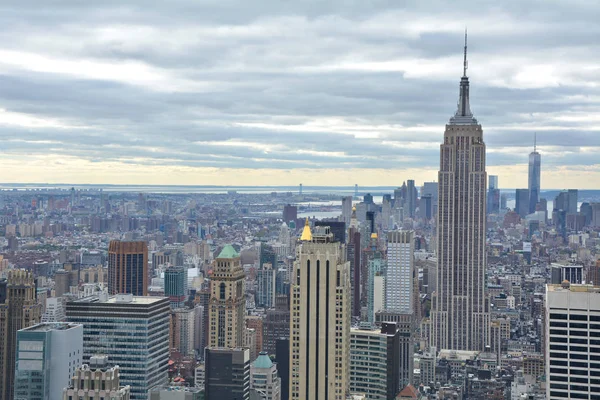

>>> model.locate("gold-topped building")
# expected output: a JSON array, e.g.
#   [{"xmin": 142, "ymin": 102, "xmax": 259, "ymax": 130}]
[
  {"xmin": 0, "ymin": 270, "xmax": 42, "ymax": 400},
  {"xmin": 290, "ymin": 224, "xmax": 350, "ymax": 399},
  {"xmin": 208, "ymin": 245, "xmax": 246, "ymax": 349}
]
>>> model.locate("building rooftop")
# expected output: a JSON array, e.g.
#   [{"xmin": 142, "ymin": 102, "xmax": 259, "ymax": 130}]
[
  {"xmin": 20, "ymin": 322, "xmax": 81, "ymax": 332},
  {"xmin": 252, "ymin": 352, "xmax": 274, "ymax": 369},
  {"xmin": 217, "ymin": 244, "xmax": 239, "ymax": 259},
  {"xmin": 547, "ymin": 283, "xmax": 600, "ymax": 293},
  {"xmin": 72, "ymin": 293, "xmax": 167, "ymax": 304}
]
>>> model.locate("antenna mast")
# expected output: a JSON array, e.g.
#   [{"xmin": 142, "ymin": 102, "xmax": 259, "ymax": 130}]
[{"xmin": 463, "ymin": 28, "xmax": 468, "ymax": 77}]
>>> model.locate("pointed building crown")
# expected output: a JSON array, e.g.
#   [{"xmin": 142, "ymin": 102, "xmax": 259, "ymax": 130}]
[
  {"xmin": 300, "ymin": 217, "xmax": 312, "ymax": 241},
  {"xmin": 449, "ymin": 29, "xmax": 478, "ymax": 125}
]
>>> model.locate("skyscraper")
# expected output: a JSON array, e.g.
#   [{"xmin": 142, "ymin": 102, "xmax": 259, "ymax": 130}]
[
  {"xmin": 342, "ymin": 196, "xmax": 353, "ymax": 226},
  {"xmin": 0, "ymin": 270, "xmax": 42, "ymax": 400},
  {"xmin": 14, "ymin": 322, "xmax": 83, "ymax": 400},
  {"xmin": 406, "ymin": 180, "xmax": 418, "ymax": 218},
  {"xmin": 108, "ymin": 240, "xmax": 148, "ymax": 296},
  {"xmin": 545, "ymin": 282, "xmax": 600, "ymax": 400},
  {"xmin": 66, "ymin": 294, "xmax": 170, "ymax": 400},
  {"xmin": 165, "ymin": 266, "xmax": 187, "ymax": 308},
  {"xmin": 290, "ymin": 224, "xmax": 350, "ymax": 399},
  {"xmin": 528, "ymin": 136, "xmax": 541, "ymax": 214},
  {"xmin": 486, "ymin": 175, "xmax": 500, "ymax": 215},
  {"xmin": 250, "ymin": 352, "xmax": 281, "ymax": 400},
  {"xmin": 205, "ymin": 348, "xmax": 250, "ymax": 400},
  {"xmin": 385, "ymin": 230, "xmax": 414, "ymax": 313},
  {"xmin": 431, "ymin": 34, "xmax": 490, "ymax": 352},
  {"xmin": 208, "ymin": 245, "xmax": 246, "ymax": 348},
  {"xmin": 515, "ymin": 188, "xmax": 530, "ymax": 218}
]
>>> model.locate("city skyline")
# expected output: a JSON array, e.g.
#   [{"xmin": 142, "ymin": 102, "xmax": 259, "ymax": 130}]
[{"xmin": 1, "ymin": 2, "xmax": 600, "ymax": 187}]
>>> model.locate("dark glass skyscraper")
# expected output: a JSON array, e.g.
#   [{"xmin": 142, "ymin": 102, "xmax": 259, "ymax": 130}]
[
  {"xmin": 528, "ymin": 138, "xmax": 541, "ymax": 214},
  {"xmin": 108, "ymin": 240, "xmax": 148, "ymax": 296}
]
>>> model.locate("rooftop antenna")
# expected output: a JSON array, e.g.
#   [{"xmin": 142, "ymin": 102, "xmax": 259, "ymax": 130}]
[
  {"xmin": 534, "ymin": 132, "xmax": 537, "ymax": 152},
  {"xmin": 463, "ymin": 28, "xmax": 468, "ymax": 77}
]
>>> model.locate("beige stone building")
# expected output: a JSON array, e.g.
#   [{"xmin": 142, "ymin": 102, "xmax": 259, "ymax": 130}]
[
  {"xmin": 431, "ymin": 37, "xmax": 490, "ymax": 352},
  {"xmin": 208, "ymin": 245, "xmax": 245, "ymax": 348},
  {"xmin": 290, "ymin": 221, "xmax": 350, "ymax": 399}
]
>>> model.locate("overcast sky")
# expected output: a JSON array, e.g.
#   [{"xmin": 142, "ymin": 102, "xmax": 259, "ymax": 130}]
[{"xmin": 1, "ymin": 0, "xmax": 599, "ymax": 188}]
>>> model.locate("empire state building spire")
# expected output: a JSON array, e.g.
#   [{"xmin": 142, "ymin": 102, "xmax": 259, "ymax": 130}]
[{"xmin": 450, "ymin": 29, "xmax": 477, "ymax": 125}]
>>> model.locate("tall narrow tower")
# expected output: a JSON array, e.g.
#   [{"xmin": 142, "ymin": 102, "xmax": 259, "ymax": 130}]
[
  {"xmin": 528, "ymin": 134, "xmax": 541, "ymax": 214},
  {"xmin": 290, "ymin": 223, "xmax": 350, "ymax": 399},
  {"xmin": 430, "ymin": 33, "xmax": 490, "ymax": 351},
  {"xmin": 0, "ymin": 270, "xmax": 42, "ymax": 400},
  {"xmin": 208, "ymin": 245, "xmax": 246, "ymax": 349}
]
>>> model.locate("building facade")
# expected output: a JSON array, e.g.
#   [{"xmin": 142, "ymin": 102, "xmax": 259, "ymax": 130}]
[
  {"xmin": 545, "ymin": 283, "xmax": 600, "ymax": 400},
  {"xmin": 108, "ymin": 240, "xmax": 149, "ymax": 296},
  {"xmin": 250, "ymin": 352, "xmax": 281, "ymax": 400},
  {"xmin": 205, "ymin": 348, "xmax": 250, "ymax": 400},
  {"xmin": 14, "ymin": 322, "xmax": 83, "ymax": 400},
  {"xmin": 66, "ymin": 294, "xmax": 170, "ymax": 400},
  {"xmin": 208, "ymin": 245, "xmax": 245, "ymax": 348},
  {"xmin": 0, "ymin": 270, "xmax": 42, "ymax": 400},
  {"xmin": 165, "ymin": 266, "xmax": 187, "ymax": 308},
  {"xmin": 290, "ymin": 224, "xmax": 350, "ymax": 399},
  {"xmin": 385, "ymin": 230, "xmax": 414, "ymax": 313},
  {"xmin": 62, "ymin": 355, "xmax": 131, "ymax": 400},
  {"xmin": 349, "ymin": 323, "xmax": 400, "ymax": 400},
  {"xmin": 430, "ymin": 39, "xmax": 490, "ymax": 352}
]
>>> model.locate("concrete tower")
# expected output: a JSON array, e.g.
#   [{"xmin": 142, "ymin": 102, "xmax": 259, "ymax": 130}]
[
  {"xmin": 0, "ymin": 270, "xmax": 42, "ymax": 400},
  {"xmin": 528, "ymin": 134, "xmax": 541, "ymax": 214},
  {"xmin": 208, "ymin": 245, "xmax": 246, "ymax": 348},
  {"xmin": 290, "ymin": 224, "xmax": 350, "ymax": 399},
  {"xmin": 430, "ymin": 33, "xmax": 490, "ymax": 352}
]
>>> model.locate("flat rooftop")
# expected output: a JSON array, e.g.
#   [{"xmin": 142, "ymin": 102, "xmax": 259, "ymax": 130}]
[
  {"xmin": 72, "ymin": 294, "xmax": 167, "ymax": 305},
  {"xmin": 547, "ymin": 283, "xmax": 600, "ymax": 293},
  {"xmin": 21, "ymin": 322, "xmax": 81, "ymax": 332}
]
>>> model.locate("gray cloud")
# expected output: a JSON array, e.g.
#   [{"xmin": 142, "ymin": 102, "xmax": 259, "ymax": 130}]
[{"xmin": 0, "ymin": 0, "xmax": 599, "ymax": 180}]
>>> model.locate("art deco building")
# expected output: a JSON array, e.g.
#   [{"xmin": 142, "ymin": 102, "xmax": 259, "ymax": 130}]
[
  {"xmin": 290, "ymin": 221, "xmax": 350, "ymax": 399},
  {"xmin": 108, "ymin": 240, "xmax": 148, "ymax": 296},
  {"xmin": 63, "ymin": 355, "xmax": 131, "ymax": 400},
  {"xmin": 0, "ymin": 270, "xmax": 42, "ymax": 400},
  {"xmin": 430, "ymin": 35, "xmax": 490, "ymax": 352},
  {"xmin": 208, "ymin": 245, "xmax": 246, "ymax": 348}
]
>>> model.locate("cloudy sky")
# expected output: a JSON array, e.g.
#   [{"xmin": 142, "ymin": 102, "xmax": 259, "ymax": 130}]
[{"xmin": 1, "ymin": 0, "xmax": 599, "ymax": 188}]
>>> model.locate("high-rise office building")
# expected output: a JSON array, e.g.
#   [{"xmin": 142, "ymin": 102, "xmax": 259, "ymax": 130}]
[
  {"xmin": 347, "ymin": 208, "xmax": 361, "ymax": 317},
  {"xmin": 275, "ymin": 339, "xmax": 289, "ymax": 400},
  {"xmin": 431, "ymin": 36, "xmax": 490, "ymax": 352},
  {"xmin": 263, "ymin": 296, "xmax": 290, "ymax": 355},
  {"xmin": 66, "ymin": 294, "xmax": 170, "ymax": 400},
  {"xmin": 250, "ymin": 352, "xmax": 281, "ymax": 400},
  {"xmin": 515, "ymin": 188, "xmax": 530, "ymax": 218},
  {"xmin": 406, "ymin": 180, "xmax": 418, "ymax": 219},
  {"xmin": 0, "ymin": 270, "xmax": 42, "ymax": 400},
  {"xmin": 487, "ymin": 176, "xmax": 500, "ymax": 215},
  {"xmin": 165, "ymin": 266, "xmax": 187, "ymax": 308},
  {"xmin": 385, "ymin": 231, "xmax": 414, "ymax": 313},
  {"xmin": 148, "ymin": 386, "xmax": 203, "ymax": 400},
  {"xmin": 554, "ymin": 189, "xmax": 578, "ymax": 215},
  {"xmin": 208, "ymin": 245, "xmax": 246, "ymax": 348},
  {"xmin": 342, "ymin": 196, "xmax": 353, "ymax": 226},
  {"xmin": 282, "ymin": 204, "xmax": 297, "ymax": 224},
  {"xmin": 171, "ymin": 307, "xmax": 196, "ymax": 356},
  {"xmin": 256, "ymin": 263, "xmax": 277, "ymax": 309},
  {"xmin": 290, "ymin": 224, "xmax": 350, "ymax": 399},
  {"xmin": 108, "ymin": 240, "xmax": 148, "ymax": 296},
  {"xmin": 366, "ymin": 253, "xmax": 385, "ymax": 325},
  {"xmin": 14, "ymin": 322, "xmax": 83, "ymax": 400},
  {"xmin": 62, "ymin": 355, "xmax": 131, "ymax": 400},
  {"xmin": 205, "ymin": 347, "xmax": 250, "ymax": 400},
  {"xmin": 349, "ymin": 322, "xmax": 400, "ymax": 400},
  {"xmin": 545, "ymin": 283, "xmax": 600, "ymax": 400},
  {"xmin": 528, "ymin": 138, "xmax": 541, "ymax": 214},
  {"xmin": 375, "ymin": 311, "xmax": 414, "ymax": 387}
]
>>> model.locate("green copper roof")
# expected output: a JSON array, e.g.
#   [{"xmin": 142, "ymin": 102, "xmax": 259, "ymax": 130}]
[
  {"xmin": 217, "ymin": 244, "xmax": 239, "ymax": 259},
  {"xmin": 252, "ymin": 352, "xmax": 273, "ymax": 369}
]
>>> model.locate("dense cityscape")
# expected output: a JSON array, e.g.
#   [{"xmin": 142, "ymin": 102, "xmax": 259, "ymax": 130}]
[
  {"xmin": 2, "ymin": 1, "xmax": 600, "ymax": 399},
  {"xmin": 1, "ymin": 37, "xmax": 599, "ymax": 399}
]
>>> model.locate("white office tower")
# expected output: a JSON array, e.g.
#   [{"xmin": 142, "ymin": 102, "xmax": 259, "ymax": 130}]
[
  {"xmin": 14, "ymin": 322, "xmax": 83, "ymax": 400},
  {"xmin": 41, "ymin": 297, "xmax": 66, "ymax": 322},
  {"xmin": 385, "ymin": 230, "xmax": 414, "ymax": 313},
  {"xmin": 545, "ymin": 282, "xmax": 600, "ymax": 400},
  {"xmin": 290, "ymin": 223, "xmax": 351, "ymax": 399},
  {"xmin": 250, "ymin": 352, "xmax": 281, "ymax": 400}
]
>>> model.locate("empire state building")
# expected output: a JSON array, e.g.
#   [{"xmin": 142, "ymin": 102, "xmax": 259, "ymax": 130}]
[{"xmin": 430, "ymin": 34, "xmax": 490, "ymax": 351}]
